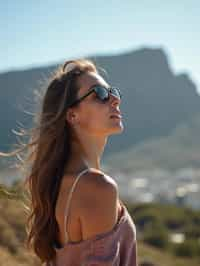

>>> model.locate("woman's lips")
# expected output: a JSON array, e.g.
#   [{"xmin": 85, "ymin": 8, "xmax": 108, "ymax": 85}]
[{"xmin": 110, "ymin": 114, "xmax": 122, "ymax": 119}]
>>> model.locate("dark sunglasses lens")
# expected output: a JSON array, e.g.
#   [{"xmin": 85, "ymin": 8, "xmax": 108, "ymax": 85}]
[
  {"xmin": 95, "ymin": 86, "xmax": 109, "ymax": 101},
  {"xmin": 110, "ymin": 87, "xmax": 121, "ymax": 99},
  {"xmin": 94, "ymin": 86, "xmax": 121, "ymax": 103}
]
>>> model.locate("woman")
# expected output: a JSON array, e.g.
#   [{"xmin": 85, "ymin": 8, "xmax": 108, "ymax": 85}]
[{"xmin": 1, "ymin": 59, "xmax": 138, "ymax": 265}]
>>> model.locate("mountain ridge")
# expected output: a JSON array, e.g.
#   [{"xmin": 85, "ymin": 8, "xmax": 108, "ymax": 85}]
[{"xmin": 0, "ymin": 47, "xmax": 199, "ymax": 161}]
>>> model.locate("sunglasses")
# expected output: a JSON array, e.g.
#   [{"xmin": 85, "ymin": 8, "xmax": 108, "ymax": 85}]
[{"xmin": 67, "ymin": 85, "xmax": 122, "ymax": 108}]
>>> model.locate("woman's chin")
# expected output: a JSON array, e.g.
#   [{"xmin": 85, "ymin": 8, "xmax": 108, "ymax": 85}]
[{"xmin": 110, "ymin": 123, "xmax": 124, "ymax": 134}]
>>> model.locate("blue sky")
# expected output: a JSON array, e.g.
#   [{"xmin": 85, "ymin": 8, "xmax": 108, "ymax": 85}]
[{"xmin": 1, "ymin": 0, "xmax": 200, "ymax": 92}]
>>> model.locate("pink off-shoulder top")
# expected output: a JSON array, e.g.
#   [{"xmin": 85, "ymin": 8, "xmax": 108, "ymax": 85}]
[{"xmin": 46, "ymin": 168, "xmax": 138, "ymax": 266}]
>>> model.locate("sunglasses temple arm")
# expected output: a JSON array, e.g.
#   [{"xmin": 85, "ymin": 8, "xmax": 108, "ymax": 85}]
[{"xmin": 67, "ymin": 89, "xmax": 94, "ymax": 107}]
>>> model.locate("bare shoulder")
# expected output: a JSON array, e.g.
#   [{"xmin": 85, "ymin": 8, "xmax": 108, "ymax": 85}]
[
  {"xmin": 80, "ymin": 168, "xmax": 118, "ymax": 192},
  {"xmin": 77, "ymin": 169, "xmax": 119, "ymax": 241}
]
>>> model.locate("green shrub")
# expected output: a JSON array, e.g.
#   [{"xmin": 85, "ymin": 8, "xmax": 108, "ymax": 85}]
[
  {"xmin": 134, "ymin": 207, "xmax": 163, "ymax": 230},
  {"xmin": 143, "ymin": 223, "xmax": 169, "ymax": 249},
  {"xmin": 172, "ymin": 239, "xmax": 200, "ymax": 257},
  {"xmin": 185, "ymin": 225, "xmax": 200, "ymax": 239}
]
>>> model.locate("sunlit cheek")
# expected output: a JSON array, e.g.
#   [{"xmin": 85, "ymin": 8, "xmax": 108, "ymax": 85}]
[
  {"xmin": 89, "ymin": 116, "xmax": 105, "ymax": 129},
  {"xmin": 82, "ymin": 114, "xmax": 107, "ymax": 131}
]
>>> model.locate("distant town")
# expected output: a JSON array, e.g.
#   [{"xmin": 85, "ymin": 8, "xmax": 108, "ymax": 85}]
[
  {"xmin": 1, "ymin": 166, "xmax": 200, "ymax": 210},
  {"xmin": 106, "ymin": 167, "xmax": 200, "ymax": 210}
]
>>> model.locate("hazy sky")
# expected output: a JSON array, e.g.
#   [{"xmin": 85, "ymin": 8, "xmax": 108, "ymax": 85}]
[{"xmin": 1, "ymin": 0, "xmax": 200, "ymax": 91}]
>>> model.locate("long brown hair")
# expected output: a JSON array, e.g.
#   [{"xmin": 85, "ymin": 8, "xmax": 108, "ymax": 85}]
[{"xmin": 0, "ymin": 59, "xmax": 98, "ymax": 263}]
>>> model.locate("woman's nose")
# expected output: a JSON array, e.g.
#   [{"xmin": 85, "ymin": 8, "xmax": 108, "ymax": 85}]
[{"xmin": 110, "ymin": 93, "xmax": 121, "ymax": 107}]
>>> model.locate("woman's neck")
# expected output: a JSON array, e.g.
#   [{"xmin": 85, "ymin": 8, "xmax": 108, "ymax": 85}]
[{"xmin": 68, "ymin": 134, "xmax": 107, "ymax": 170}]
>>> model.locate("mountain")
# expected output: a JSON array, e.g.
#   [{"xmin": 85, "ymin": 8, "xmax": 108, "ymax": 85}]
[
  {"xmin": 105, "ymin": 112, "xmax": 200, "ymax": 172},
  {"xmin": 0, "ymin": 48, "xmax": 200, "ymax": 160},
  {"xmin": 91, "ymin": 48, "xmax": 200, "ymax": 156}
]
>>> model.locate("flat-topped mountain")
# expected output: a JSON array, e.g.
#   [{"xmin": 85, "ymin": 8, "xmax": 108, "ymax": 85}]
[{"xmin": 0, "ymin": 48, "xmax": 199, "ymax": 160}]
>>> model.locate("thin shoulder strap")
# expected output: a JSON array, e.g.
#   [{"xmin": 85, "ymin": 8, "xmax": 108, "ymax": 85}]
[{"xmin": 63, "ymin": 168, "xmax": 91, "ymax": 243}]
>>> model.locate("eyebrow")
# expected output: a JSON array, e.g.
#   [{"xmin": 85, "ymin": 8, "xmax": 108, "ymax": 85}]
[
  {"xmin": 88, "ymin": 83, "xmax": 109, "ymax": 91},
  {"xmin": 82, "ymin": 83, "xmax": 102, "ymax": 95}
]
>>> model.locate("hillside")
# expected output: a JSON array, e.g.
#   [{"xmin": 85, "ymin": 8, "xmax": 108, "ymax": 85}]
[
  {"xmin": 105, "ymin": 112, "xmax": 200, "ymax": 172},
  {"xmin": 0, "ymin": 182, "xmax": 199, "ymax": 266}
]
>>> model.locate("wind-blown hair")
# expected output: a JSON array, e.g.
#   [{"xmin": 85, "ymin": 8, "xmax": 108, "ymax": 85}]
[{"xmin": 0, "ymin": 59, "xmax": 98, "ymax": 263}]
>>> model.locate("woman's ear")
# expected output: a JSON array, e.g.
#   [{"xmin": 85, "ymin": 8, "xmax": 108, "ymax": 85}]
[{"xmin": 66, "ymin": 108, "xmax": 79, "ymax": 125}]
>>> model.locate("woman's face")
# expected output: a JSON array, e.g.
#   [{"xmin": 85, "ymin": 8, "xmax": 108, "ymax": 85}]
[{"xmin": 67, "ymin": 71, "xmax": 124, "ymax": 137}]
